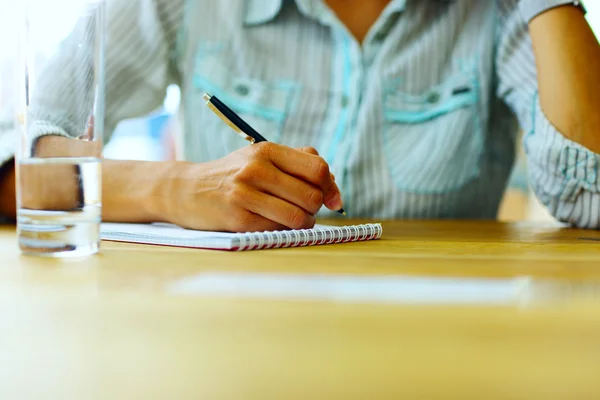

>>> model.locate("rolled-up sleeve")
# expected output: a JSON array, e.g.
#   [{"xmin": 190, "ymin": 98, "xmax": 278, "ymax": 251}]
[
  {"xmin": 496, "ymin": 0, "xmax": 600, "ymax": 228},
  {"xmin": 0, "ymin": 0, "xmax": 184, "ymax": 170}
]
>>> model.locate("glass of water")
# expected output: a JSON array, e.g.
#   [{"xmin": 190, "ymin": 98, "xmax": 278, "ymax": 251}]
[{"xmin": 15, "ymin": 0, "xmax": 105, "ymax": 257}]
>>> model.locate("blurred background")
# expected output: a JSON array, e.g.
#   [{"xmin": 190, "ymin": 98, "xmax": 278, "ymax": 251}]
[{"xmin": 1, "ymin": 1, "xmax": 599, "ymax": 222}]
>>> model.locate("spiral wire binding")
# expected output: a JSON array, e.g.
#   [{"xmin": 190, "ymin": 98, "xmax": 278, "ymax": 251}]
[{"xmin": 235, "ymin": 224, "xmax": 382, "ymax": 251}]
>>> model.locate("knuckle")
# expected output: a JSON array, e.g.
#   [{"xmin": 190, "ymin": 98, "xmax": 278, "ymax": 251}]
[
  {"xmin": 286, "ymin": 207, "xmax": 309, "ymax": 230},
  {"xmin": 229, "ymin": 184, "xmax": 251, "ymax": 206},
  {"xmin": 312, "ymin": 157, "xmax": 330, "ymax": 182},
  {"xmin": 235, "ymin": 163, "xmax": 262, "ymax": 184},
  {"xmin": 254, "ymin": 142, "xmax": 276, "ymax": 159},
  {"xmin": 304, "ymin": 188, "xmax": 324, "ymax": 213}
]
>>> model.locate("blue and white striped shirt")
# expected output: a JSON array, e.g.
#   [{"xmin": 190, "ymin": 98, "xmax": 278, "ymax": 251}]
[{"xmin": 3, "ymin": 0, "xmax": 600, "ymax": 227}]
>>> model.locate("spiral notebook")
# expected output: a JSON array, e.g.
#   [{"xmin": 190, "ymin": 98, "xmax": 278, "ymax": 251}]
[{"xmin": 100, "ymin": 222, "xmax": 383, "ymax": 251}]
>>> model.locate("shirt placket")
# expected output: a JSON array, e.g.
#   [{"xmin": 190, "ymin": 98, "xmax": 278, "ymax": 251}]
[
  {"xmin": 340, "ymin": 16, "xmax": 404, "ymax": 217},
  {"xmin": 295, "ymin": 0, "xmax": 402, "ymax": 215},
  {"xmin": 326, "ymin": 27, "xmax": 362, "ymax": 214}
]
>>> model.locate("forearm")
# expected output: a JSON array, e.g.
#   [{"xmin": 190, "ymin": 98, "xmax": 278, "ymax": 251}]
[
  {"xmin": 0, "ymin": 135, "xmax": 169, "ymax": 223},
  {"xmin": 102, "ymin": 159, "xmax": 171, "ymax": 223},
  {"xmin": 529, "ymin": 5, "xmax": 600, "ymax": 152}
]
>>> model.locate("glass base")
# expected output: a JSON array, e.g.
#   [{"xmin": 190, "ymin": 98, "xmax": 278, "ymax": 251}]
[
  {"xmin": 19, "ymin": 240, "xmax": 99, "ymax": 258},
  {"xmin": 18, "ymin": 210, "xmax": 100, "ymax": 258}
]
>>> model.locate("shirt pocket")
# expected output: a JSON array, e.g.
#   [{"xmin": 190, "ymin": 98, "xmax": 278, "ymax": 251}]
[
  {"xmin": 382, "ymin": 69, "xmax": 483, "ymax": 194},
  {"xmin": 190, "ymin": 45, "xmax": 297, "ymax": 162}
]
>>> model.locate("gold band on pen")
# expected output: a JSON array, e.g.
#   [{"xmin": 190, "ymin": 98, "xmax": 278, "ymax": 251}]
[{"xmin": 202, "ymin": 94, "xmax": 255, "ymax": 144}]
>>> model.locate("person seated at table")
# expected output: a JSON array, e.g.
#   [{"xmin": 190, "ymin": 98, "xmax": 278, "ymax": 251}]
[{"xmin": 1, "ymin": 0, "xmax": 599, "ymax": 231}]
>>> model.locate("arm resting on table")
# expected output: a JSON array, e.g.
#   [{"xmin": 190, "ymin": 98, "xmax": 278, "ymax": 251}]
[
  {"xmin": 496, "ymin": 3, "xmax": 600, "ymax": 228},
  {"xmin": 0, "ymin": 136, "xmax": 164, "ymax": 223}
]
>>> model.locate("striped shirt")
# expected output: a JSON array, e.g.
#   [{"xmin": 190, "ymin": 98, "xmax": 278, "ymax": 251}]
[{"xmin": 3, "ymin": 0, "xmax": 600, "ymax": 227}]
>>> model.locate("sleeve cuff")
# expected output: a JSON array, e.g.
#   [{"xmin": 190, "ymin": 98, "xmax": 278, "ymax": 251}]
[
  {"xmin": 0, "ymin": 119, "xmax": 75, "ymax": 169},
  {"xmin": 525, "ymin": 97, "xmax": 600, "ymax": 228},
  {"xmin": 519, "ymin": 0, "xmax": 586, "ymax": 23}
]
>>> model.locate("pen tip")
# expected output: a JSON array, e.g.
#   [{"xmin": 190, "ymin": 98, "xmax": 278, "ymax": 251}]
[{"xmin": 338, "ymin": 209, "xmax": 346, "ymax": 216}]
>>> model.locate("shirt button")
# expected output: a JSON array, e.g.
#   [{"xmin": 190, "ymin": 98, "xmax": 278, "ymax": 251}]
[
  {"xmin": 341, "ymin": 96, "xmax": 349, "ymax": 108},
  {"xmin": 427, "ymin": 92, "xmax": 440, "ymax": 104},
  {"xmin": 235, "ymin": 84, "xmax": 250, "ymax": 96},
  {"xmin": 373, "ymin": 32, "xmax": 386, "ymax": 42}
]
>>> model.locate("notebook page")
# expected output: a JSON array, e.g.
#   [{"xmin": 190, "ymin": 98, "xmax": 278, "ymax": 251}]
[
  {"xmin": 100, "ymin": 223, "xmax": 382, "ymax": 250},
  {"xmin": 101, "ymin": 222, "xmax": 235, "ymax": 240},
  {"xmin": 101, "ymin": 223, "xmax": 237, "ymax": 249},
  {"xmin": 102, "ymin": 223, "xmax": 346, "ymax": 239}
]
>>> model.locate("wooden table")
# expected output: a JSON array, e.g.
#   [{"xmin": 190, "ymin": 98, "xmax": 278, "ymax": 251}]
[{"xmin": 2, "ymin": 220, "xmax": 600, "ymax": 399}]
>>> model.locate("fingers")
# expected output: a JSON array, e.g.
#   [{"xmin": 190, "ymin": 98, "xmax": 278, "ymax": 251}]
[
  {"xmin": 231, "ymin": 184, "xmax": 316, "ymax": 230},
  {"xmin": 234, "ymin": 157, "xmax": 324, "ymax": 215},
  {"xmin": 228, "ymin": 211, "xmax": 288, "ymax": 233},
  {"xmin": 300, "ymin": 147, "xmax": 336, "ymax": 183},
  {"xmin": 259, "ymin": 172, "xmax": 324, "ymax": 216},
  {"xmin": 260, "ymin": 143, "xmax": 343, "ymax": 210}
]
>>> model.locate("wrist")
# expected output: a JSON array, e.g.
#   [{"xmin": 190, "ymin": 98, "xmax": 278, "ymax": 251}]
[
  {"xmin": 145, "ymin": 160, "xmax": 184, "ymax": 223},
  {"xmin": 102, "ymin": 159, "xmax": 174, "ymax": 223},
  {"xmin": 148, "ymin": 160, "xmax": 216, "ymax": 225}
]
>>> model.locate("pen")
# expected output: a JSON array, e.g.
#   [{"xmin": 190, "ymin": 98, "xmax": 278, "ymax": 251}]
[{"xmin": 203, "ymin": 93, "xmax": 346, "ymax": 216}]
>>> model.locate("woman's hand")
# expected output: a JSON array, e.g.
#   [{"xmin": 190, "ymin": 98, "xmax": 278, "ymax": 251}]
[{"xmin": 152, "ymin": 143, "xmax": 343, "ymax": 232}]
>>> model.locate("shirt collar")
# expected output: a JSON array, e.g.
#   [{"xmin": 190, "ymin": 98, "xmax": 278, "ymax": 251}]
[
  {"xmin": 244, "ymin": 0, "xmax": 285, "ymax": 26},
  {"xmin": 244, "ymin": 0, "xmax": 448, "ymax": 26}
]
